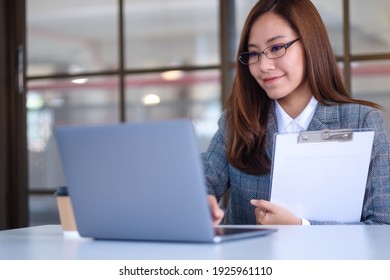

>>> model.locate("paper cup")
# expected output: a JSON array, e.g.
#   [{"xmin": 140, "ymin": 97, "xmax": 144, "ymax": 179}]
[{"xmin": 55, "ymin": 186, "xmax": 77, "ymax": 232}]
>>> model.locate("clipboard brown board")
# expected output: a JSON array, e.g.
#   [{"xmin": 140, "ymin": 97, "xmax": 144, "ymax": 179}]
[{"xmin": 269, "ymin": 129, "xmax": 374, "ymax": 222}]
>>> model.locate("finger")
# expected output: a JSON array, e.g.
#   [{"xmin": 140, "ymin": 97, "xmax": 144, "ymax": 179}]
[
  {"xmin": 250, "ymin": 199, "xmax": 260, "ymax": 207},
  {"xmin": 212, "ymin": 209, "xmax": 224, "ymax": 226},
  {"xmin": 208, "ymin": 195, "xmax": 224, "ymax": 225},
  {"xmin": 250, "ymin": 199, "xmax": 270, "ymax": 208},
  {"xmin": 208, "ymin": 195, "xmax": 218, "ymax": 209},
  {"xmin": 257, "ymin": 200, "xmax": 275, "ymax": 212},
  {"xmin": 253, "ymin": 206, "xmax": 267, "ymax": 225},
  {"xmin": 251, "ymin": 199, "xmax": 277, "ymax": 214},
  {"xmin": 211, "ymin": 203, "xmax": 224, "ymax": 220},
  {"xmin": 250, "ymin": 199, "xmax": 270, "ymax": 209},
  {"xmin": 254, "ymin": 208, "xmax": 267, "ymax": 218}
]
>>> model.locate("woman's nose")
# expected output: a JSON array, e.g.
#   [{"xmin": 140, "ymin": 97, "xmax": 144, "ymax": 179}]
[{"xmin": 257, "ymin": 55, "xmax": 275, "ymax": 72}]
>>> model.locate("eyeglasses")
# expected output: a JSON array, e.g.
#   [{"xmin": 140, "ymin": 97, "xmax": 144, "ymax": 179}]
[{"xmin": 238, "ymin": 38, "xmax": 301, "ymax": 65}]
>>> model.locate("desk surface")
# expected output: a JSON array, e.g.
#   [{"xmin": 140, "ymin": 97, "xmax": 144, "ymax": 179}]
[{"xmin": 1, "ymin": 225, "xmax": 390, "ymax": 260}]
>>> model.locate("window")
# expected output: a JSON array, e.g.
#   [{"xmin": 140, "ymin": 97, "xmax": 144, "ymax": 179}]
[
  {"xmin": 26, "ymin": 0, "xmax": 390, "ymax": 226},
  {"xmin": 27, "ymin": 0, "xmax": 221, "ymax": 226}
]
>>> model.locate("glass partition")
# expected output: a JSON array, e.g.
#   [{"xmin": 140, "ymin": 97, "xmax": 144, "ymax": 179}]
[
  {"xmin": 125, "ymin": 70, "xmax": 221, "ymax": 152},
  {"xmin": 124, "ymin": 0, "xmax": 219, "ymax": 69},
  {"xmin": 351, "ymin": 60, "xmax": 390, "ymax": 133},
  {"xmin": 350, "ymin": 0, "xmax": 390, "ymax": 54},
  {"xmin": 311, "ymin": 0, "xmax": 343, "ymax": 56},
  {"xmin": 27, "ymin": 77, "xmax": 119, "ymax": 225},
  {"xmin": 27, "ymin": 0, "xmax": 118, "ymax": 76}
]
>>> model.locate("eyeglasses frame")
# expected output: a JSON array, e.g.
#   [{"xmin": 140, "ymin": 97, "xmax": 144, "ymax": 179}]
[{"xmin": 238, "ymin": 37, "xmax": 301, "ymax": 65}]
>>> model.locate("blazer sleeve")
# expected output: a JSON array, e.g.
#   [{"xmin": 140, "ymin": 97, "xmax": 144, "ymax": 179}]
[
  {"xmin": 201, "ymin": 112, "xmax": 230, "ymax": 201},
  {"xmin": 311, "ymin": 108, "xmax": 390, "ymax": 225},
  {"xmin": 360, "ymin": 109, "xmax": 390, "ymax": 224}
]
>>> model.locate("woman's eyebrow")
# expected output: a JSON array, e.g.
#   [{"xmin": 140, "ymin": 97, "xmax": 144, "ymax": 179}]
[
  {"xmin": 266, "ymin": 35, "xmax": 286, "ymax": 44},
  {"xmin": 247, "ymin": 35, "xmax": 287, "ymax": 49}
]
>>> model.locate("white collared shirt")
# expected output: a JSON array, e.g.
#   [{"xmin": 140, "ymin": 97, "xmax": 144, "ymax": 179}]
[
  {"xmin": 275, "ymin": 96, "xmax": 318, "ymax": 134},
  {"xmin": 274, "ymin": 96, "xmax": 318, "ymax": 225}
]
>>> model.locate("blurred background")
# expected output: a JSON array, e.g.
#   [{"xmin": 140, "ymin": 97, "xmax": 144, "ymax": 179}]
[{"xmin": 26, "ymin": 0, "xmax": 390, "ymax": 225}]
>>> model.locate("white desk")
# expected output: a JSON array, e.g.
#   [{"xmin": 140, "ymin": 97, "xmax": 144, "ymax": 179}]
[{"xmin": 1, "ymin": 225, "xmax": 390, "ymax": 260}]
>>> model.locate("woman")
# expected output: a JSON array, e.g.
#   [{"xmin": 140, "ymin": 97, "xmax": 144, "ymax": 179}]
[{"xmin": 203, "ymin": 0, "xmax": 390, "ymax": 225}]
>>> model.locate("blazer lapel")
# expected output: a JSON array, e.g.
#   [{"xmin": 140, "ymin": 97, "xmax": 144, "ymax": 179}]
[
  {"xmin": 307, "ymin": 103, "xmax": 341, "ymax": 130},
  {"xmin": 266, "ymin": 103, "xmax": 278, "ymax": 161}
]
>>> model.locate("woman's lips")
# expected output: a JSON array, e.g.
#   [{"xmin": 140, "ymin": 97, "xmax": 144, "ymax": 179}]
[{"xmin": 263, "ymin": 76, "xmax": 283, "ymax": 83}]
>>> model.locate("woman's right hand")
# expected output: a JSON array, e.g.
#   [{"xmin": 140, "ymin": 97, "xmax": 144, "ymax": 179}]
[{"xmin": 207, "ymin": 195, "xmax": 225, "ymax": 226}]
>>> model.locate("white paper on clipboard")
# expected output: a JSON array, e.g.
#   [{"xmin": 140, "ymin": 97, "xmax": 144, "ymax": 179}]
[{"xmin": 270, "ymin": 129, "xmax": 374, "ymax": 222}]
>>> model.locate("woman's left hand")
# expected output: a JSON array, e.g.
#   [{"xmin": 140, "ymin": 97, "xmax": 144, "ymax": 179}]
[{"xmin": 250, "ymin": 199, "xmax": 302, "ymax": 225}]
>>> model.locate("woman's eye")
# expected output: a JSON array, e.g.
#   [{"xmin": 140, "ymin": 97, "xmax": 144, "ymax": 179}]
[
  {"xmin": 270, "ymin": 44, "xmax": 283, "ymax": 52},
  {"xmin": 248, "ymin": 52, "xmax": 258, "ymax": 58}
]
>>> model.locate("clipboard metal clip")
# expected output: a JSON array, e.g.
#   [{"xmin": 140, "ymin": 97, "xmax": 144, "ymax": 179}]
[{"xmin": 298, "ymin": 129, "xmax": 353, "ymax": 143}]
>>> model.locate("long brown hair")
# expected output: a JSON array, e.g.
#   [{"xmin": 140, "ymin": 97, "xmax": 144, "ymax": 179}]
[{"xmin": 226, "ymin": 0, "xmax": 379, "ymax": 175}]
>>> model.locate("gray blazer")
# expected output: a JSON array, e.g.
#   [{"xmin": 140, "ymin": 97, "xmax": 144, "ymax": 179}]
[{"xmin": 202, "ymin": 102, "xmax": 390, "ymax": 225}]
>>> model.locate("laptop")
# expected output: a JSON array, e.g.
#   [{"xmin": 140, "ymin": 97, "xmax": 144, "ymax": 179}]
[{"xmin": 54, "ymin": 119, "xmax": 276, "ymax": 243}]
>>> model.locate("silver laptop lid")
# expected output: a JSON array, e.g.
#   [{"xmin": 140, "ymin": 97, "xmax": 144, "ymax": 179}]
[{"xmin": 55, "ymin": 119, "xmax": 216, "ymax": 242}]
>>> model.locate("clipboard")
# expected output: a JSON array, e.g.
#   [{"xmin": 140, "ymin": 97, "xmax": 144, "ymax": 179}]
[{"xmin": 269, "ymin": 129, "xmax": 374, "ymax": 222}]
